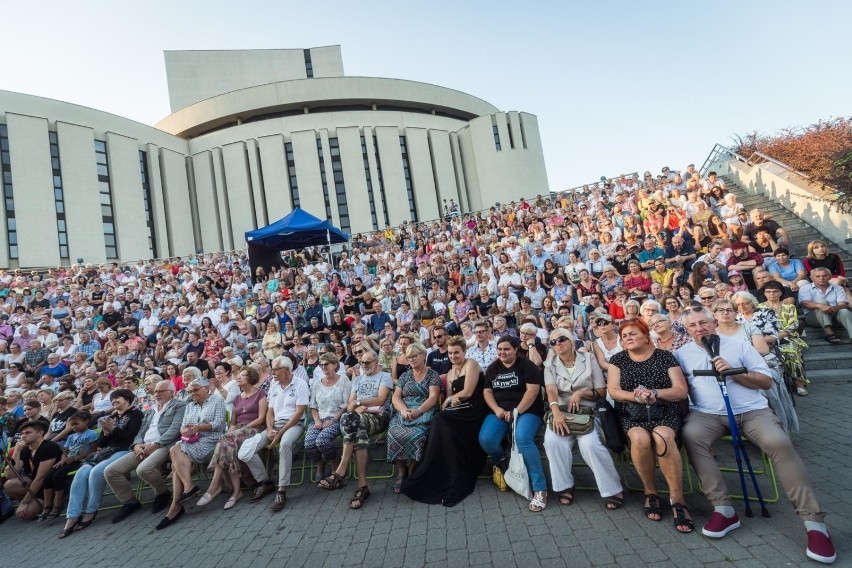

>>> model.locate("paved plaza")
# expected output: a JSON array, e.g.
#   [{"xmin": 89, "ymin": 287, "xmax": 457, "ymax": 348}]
[{"xmin": 2, "ymin": 374, "xmax": 850, "ymax": 568}]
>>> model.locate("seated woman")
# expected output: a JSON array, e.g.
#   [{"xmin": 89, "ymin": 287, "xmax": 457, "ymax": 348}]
[
  {"xmin": 155, "ymin": 376, "xmax": 226, "ymax": 530},
  {"xmin": 648, "ymin": 314, "xmax": 691, "ymax": 352},
  {"xmin": 402, "ymin": 336, "xmax": 487, "ymax": 507},
  {"xmin": 478, "ymin": 336, "xmax": 548, "ymax": 512},
  {"xmin": 759, "ymin": 281, "xmax": 810, "ymax": 396},
  {"xmin": 196, "ymin": 367, "xmax": 267, "ymax": 509},
  {"xmin": 543, "ymin": 328, "xmax": 624, "ymax": 510},
  {"xmin": 387, "ymin": 342, "xmax": 441, "ymax": 493},
  {"xmin": 305, "ymin": 353, "xmax": 351, "ymax": 482},
  {"xmin": 58, "ymin": 388, "xmax": 143, "ymax": 538},
  {"xmin": 606, "ymin": 319, "xmax": 691, "ymax": 533}
]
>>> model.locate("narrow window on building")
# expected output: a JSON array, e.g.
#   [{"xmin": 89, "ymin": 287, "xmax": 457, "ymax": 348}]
[
  {"xmin": 360, "ymin": 134, "xmax": 378, "ymax": 231},
  {"xmin": 95, "ymin": 139, "xmax": 118, "ymax": 259},
  {"xmin": 399, "ymin": 135, "xmax": 418, "ymax": 222},
  {"xmin": 139, "ymin": 150, "xmax": 157, "ymax": 257},
  {"xmin": 303, "ymin": 49, "xmax": 314, "ymax": 78},
  {"xmin": 492, "ymin": 124, "xmax": 502, "ymax": 151},
  {"xmin": 0, "ymin": 125, "xmax": 17, "ymax": 259},
  {"xmin": 316, "ymin": 138, "xmax": 332, "ymax": 220},
  {"xmin": 372, "ymin": 135, "xmax": 390, "ymax": 227},
  {"xmin": 285, "ymin": 142, "xmax": 300, "ymax": 208},
  {"xmin": 49, "ymin": 131, "xmax": 69, "ymax": 259},
  {"xmin": 506, "ymin": 117, "xmax": 515, "ymax": 149},
  {"xmin": 328, "ymin": 137, "xmax": 350, "ymax": 234}
]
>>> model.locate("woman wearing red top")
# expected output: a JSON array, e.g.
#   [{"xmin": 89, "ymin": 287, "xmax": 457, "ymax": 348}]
[{"xmin": 623, "ymin": 260, "xmax": 652, "ymax": 295}]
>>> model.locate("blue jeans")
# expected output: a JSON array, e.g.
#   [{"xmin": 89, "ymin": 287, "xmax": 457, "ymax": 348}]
[
  {"xmin": 66, "ymin": 451, "xmax": 129, "ymax": 518},
  {"xmin": 479, "ymin": 413, "xmax": 547, "ymax": 492}
]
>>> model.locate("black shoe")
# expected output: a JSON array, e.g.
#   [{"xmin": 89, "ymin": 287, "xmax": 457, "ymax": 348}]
[
  {"xmin": 151, "ymin": 491, "xmax": 171, "ymax": 514},
  {"xmin": 155, "ymin": 506, "xmax": 184, "ymax": 531},
  {"xmin": 249, "ymin": 481, "xmax": 274, "ymax": 503},
  {"xmin": 112, "ymin": 500, "xmax": 142, "ymax": 524},
  {"xmin": 178, "ymin": 486, "xmax": 200, "ymax": 503}
]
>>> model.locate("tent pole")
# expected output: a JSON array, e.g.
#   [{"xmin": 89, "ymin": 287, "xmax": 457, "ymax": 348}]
[{"xmin": 327, "ymin": 229, "xmax": 332, "ymax": 267}]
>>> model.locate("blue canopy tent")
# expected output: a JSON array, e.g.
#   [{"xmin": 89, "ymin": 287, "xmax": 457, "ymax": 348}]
[{"xmin": 245, "ymin": 208, "xmax": 349, "ymax": 274}]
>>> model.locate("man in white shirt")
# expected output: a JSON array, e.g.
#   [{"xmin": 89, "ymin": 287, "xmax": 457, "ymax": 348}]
[
  {"xmin": 798, "ymin": 267, "xmax": 852, "ymax": 343},
  {"xmin": 241, "ymin": 355, "xmax": 308, "ymax": 512},
  {"xmin": 138, "ymin": 308, "xmax": 159, "ymax": 340},
  {"xmin": 675, "ymin": 308, "xmax": 835, "ymax": 564},
  {"xmin": 104, "ymin": 380, "xmax": 187, "ymax": 521}
]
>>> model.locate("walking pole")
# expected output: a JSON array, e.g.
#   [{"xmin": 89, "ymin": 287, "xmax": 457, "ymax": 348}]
[{"xmin": 693, "ymin": 334, "xmax": 770, "ymax": 518}]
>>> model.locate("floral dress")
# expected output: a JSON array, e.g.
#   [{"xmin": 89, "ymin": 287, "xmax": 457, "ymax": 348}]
[
  {"xmin": 759, "ymin": 302, "xmax": 809, "ymax": 384},
  {"xmin": 386, "ymin": 368, "xmax": 441, "ymax": 462}
]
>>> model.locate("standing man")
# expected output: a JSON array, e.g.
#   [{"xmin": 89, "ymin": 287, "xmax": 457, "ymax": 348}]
[
  {"xmin": 105, "ymin": 380, "xmax": 187, "ymax": 521},
  {"xmin": 675, "ymin": 308, "xmax": 836, "ymax": 565}
]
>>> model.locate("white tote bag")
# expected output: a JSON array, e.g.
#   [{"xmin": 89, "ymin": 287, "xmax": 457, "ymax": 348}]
[{"xmin": 504, "ymin": 409, "xmax": 532, "ymax": 499}]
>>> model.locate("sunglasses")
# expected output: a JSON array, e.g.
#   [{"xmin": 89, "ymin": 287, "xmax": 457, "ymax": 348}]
[
  {"xmin": 594, "ymin": 320, "xmax": 611, "ymax": 326},
  {"xmin": 549, "ymin": 336, "xmax": 570, "ymax": 347}
]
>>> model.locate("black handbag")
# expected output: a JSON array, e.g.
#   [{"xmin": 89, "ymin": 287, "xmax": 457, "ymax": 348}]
[
  {"xmin": 594, "ymin": 398, "xmax": 626, "ymax": 454},
  {"xmin": 622, "ymin": 401, "xmax": 665, "ymax": 423}
]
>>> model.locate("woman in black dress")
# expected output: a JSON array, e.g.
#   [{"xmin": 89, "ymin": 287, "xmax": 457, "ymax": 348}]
[
  {"xmin": 402, "ymin": 336, "xmax": 487, "ymax": 507},
  {"xmin": 606, "ymin": 318, "xmax": 692, "ymax": 533}
]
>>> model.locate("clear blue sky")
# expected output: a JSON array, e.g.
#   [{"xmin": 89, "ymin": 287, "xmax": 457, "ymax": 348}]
[{"xmin": 3, "ymin": 1, "xmax": 850, "ymax": 190}]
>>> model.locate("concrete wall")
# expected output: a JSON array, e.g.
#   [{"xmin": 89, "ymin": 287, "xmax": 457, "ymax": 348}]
[
  {"xmin": 106, "ymin": 132, "xmax": 152, "ymax": 260},
  {"xmin": 720, "ymin": 159, "xmax": 852, "ymax": 254},
  {"xmin": 164, "ymin": 47, "xmax": 344, "ymax": 112}
]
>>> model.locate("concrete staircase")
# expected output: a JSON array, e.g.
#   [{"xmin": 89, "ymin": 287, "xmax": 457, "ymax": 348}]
[{"xmin": 720, "ymin": 174, "xmax": 852, "ymax": 383}]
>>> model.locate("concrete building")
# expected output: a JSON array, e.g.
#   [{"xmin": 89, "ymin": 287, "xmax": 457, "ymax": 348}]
[{"xmin": 0, "ymin": 46, "xmax": 549, "ymax": 268}]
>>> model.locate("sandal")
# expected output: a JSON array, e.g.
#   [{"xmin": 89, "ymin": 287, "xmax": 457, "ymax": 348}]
[
  {"xmin": 393, "ymin": 476, "xmax": 405, "ymax": 494},
  {"xmin": 556, "ymin": 488, "xmax": 574, "ymax": 506},
  {"xmin": 643, "ymin": 494, "xmax": 662, "ymax": 522},
  {"xmin": 35, "ymin": 510, "xmax": 51, "ymax": 523},
  {"xmin": 671, "ymin": 502, "xmax": 694, "ymax": 533},
  {"xmin": 605, "ymin": 494, "xmax": 624, "ymax": 510},
  {"xmin": 350, "ymin": 486, "xmax": 371, "ymax": 509},
  {"xmin": 824, "ymin": 335, "xmax": 842, "ymax": 345},
  {"xmin": 74, "ymin": 512, "xmax": 97, "ymax": 531},
  {"xmin": 46, "ymin": 508, "xmax": 62, "ymax": 521},
  {"xmin": 529, "ymin": 491, "xmax": 547, "ymax": 512},
  {"xmin": 317, "ymin": 472, "xmax": 346, "ymax": 491},
  {"xmin": 59, "ymin": 520, "xmax": 80, "ymax": 539}
]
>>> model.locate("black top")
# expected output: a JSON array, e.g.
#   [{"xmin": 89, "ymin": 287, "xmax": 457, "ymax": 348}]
[
  {"xmin": 99, "ymin": 407, "xmax": 144, "ymax": 451},
  {"xmin": 426, "ymin": 349, "xmax": 452, "ymax": 375},
  {"xmin": 484, "ymin": 357, "xmax": 544, "ymax": 418},
  {"xmin": 49, "ymin": 406, "xmax": 77, "ymax": 436},
  {"xmin": 18, "ymin": 439, "xmax": 62, "ymax": 477}
]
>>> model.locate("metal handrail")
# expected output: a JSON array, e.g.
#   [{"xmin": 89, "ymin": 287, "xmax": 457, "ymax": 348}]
[
  {"xmin": 745, "ymin": 151, "xmax": 811, "ymax": 179},
  {"xmin": 699, "ymin": 143, "xmax": 749, "ymax": 175}
]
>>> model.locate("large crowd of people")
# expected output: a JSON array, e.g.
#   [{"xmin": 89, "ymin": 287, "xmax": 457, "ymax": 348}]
[{"xmin": 0, "ymin": 164, "xmax": 847, "ymax": 564}]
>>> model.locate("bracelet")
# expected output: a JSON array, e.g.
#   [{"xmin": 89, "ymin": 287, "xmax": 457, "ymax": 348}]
[{"xmin": 549, "ymin": 402, "xmax": 559, "ymax": 408}]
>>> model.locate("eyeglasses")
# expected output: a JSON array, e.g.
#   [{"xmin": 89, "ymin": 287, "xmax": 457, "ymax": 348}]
[
  {"xmin": 714, "ymin": 308, "xmax": 735, "ymax": 314},
  {"xmin": 699, "ymin": 296, "xmax": 714, "ymax": 301},
  {"xmin": 153, "ymin": 389, "xmax": 171, "ymax": 393},
  {"xmin": 549, "ymin": 336, "xmax": 570, "ymax": 346},
  {"xmin": 360, "ymin": 359, "xmax": 376, "ymax": 365},
  {"xmin": 594, "ymin": 320, "xmax": 611, "ymax": 326}
]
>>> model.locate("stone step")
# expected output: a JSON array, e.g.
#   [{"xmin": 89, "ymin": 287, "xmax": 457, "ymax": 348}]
[
  {"xmin": 802, "ymin": 350, "xmax": 852, "ymax": 371},
  {"xmin": 800, "ymin": 369, "xmax": 852, "ymax": 383}
]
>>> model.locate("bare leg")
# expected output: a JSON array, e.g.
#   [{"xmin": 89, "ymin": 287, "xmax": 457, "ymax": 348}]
[
  {"xmin": 205, "ymin": 465, "xmax": 224, "ymax": 497},
  {"xmin": 628, "ymin": 428, "xmax": 660, "ymax": 521},
  {"xmin": 355, "ymin": 448, "xmax": 369, "ymax": 488},
  {"xmin": 228, "ymin": 472, "xmax": 242, "ymax": 499},
  {"xmin": 333, "ymin": 443, "xmax": 354, "ymax": 478}
]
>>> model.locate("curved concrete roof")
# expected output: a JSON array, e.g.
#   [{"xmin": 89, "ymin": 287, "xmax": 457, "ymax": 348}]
[{"xmin": 154, "ymin": 76, "xmax": 500, "ymax": 138}]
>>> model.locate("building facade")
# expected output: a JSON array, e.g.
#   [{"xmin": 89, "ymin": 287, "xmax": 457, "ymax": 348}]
[{"xmin": 0, "ymin": 46, "xmax": 549, "ymax": 268}]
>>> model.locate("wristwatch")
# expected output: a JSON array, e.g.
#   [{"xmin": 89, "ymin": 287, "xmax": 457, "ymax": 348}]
[{"xmin": 355, "ymin": 399, "xmax": 362, "ymax": 407}]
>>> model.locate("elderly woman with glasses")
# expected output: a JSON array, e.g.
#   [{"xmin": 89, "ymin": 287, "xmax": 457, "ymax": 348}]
[
  {"xmin": 196, "ymin": 366, "xmax": 267, "ymax": 510},
  {"xmin": 711, "ymin": 299, "xmax": 798, "ymax": 433},
  {"xmin": 607, "ymin": 319, "xmax": 691, "ymax": 533},
  {"xmin": 305, "ymin": 353, "xmax": 351, "ymax": 481},
  {"xmin": 479, "ymin": 336, "xmax": 548, "ymax": 512},
  {"xmin": 544, "ymin": 328, "xmax": 624, "ymax": 510},
  {"xmin": 648, "ymin": 314, "xmax": 690, "ymax": 352},
  {"xmin": 386, "ymin": 342, "xmax": 441, "ymax": 493},
  {"xmin": 155, "ymin": 375, "xmax": 226, "ymax": 530},
  {"xmin": 759, "ymin": 281, "xmax": 809, "ymax": 395}
]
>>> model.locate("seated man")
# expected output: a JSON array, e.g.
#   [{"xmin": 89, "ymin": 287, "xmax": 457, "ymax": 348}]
[
  {"xmin": 743, "ymin": 208, "xmax": 790, "ymax": 251},
  {"xmin": 798, "ymin": 267, "xmax": 852, "ymax": 345},
  {"xmin": 105, "ymin": 379, "xmax": 187, "ymax": 522},
  {"xmin": 2, "ymin": 420, "xmax": 61, "ymax": 520},
  {"xmin": 675, "ymin": 308, "xmax": 836, "ymax": 565},
  {"xmin": 317, "ymin": 349, "xmax": 392, "ymax": 510},
  {"xmin": 241, "ymin": 355, "xmax": 308, "ymax": 512}
]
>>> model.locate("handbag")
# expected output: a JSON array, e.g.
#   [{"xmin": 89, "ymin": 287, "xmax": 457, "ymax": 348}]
[
  {"xmin": 181, "ymin": 433, "xmax": 200, "ymax": 444},
  {"xmin": 503, "ymin": 409, "xmax": 532, "ymax": 500},
  {"xmin": 545, "ymin": 405, "xmax": 594, "ymax": 436},
  {"xmin": 594, "ymin": 397, "xmax": 626, "ymax": 454},
  {"xmin": 82, "ymin": 447, "xmax": 117, "ymax": 466},
  {"xmin": 622, "ymin": 401, "xmax": 665, "ymax": 423}
]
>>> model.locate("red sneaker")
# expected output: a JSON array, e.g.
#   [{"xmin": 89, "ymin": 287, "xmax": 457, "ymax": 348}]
[
  {"xmin": 806, "ymin": 530, "xmax": 836, "ymax": 564},
  {"xmin": 702, "ymin": 512, "xmax": 741, "ymax": 538}
]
